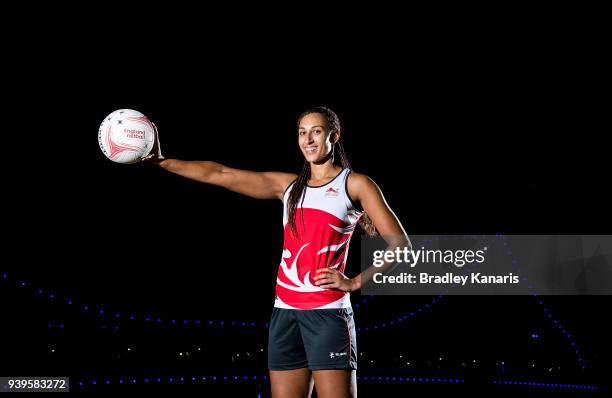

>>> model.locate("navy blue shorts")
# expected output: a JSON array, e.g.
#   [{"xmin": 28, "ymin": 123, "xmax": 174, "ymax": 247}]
[{"xmin": 267, "ymin": 307, "xmax": 357, "ymax": 371}]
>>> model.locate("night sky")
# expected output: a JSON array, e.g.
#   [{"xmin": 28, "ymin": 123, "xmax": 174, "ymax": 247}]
[{"xmin": 2, "ymin": 30, "xmax": 609, "ymax": 395}]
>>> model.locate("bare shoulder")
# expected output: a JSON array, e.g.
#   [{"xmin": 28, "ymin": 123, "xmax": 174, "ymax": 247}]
[
  {"xmin": 275, "ymin": 172, "xmax": 299, "ymax": 189},
  {"xmin": 347, "ymin": 171, "xmax": 378, "ymax": 189},
  {"xmin": 265, "ymin": 171, "xmax": 299, "ymax": 200},
  {"xmin": 347, "ymin": 171, "xmax": 380, "ymax": 201}
]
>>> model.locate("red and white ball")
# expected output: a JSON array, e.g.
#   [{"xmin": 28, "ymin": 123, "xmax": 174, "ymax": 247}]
[{"xmin": 98, "ymin": 109, "xmax": 155, "ymax": 164}]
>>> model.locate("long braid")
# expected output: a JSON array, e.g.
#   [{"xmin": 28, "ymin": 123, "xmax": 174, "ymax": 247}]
[{"xmin": 287, "ymin": 160, "xmax": 311, "ymax": 238}]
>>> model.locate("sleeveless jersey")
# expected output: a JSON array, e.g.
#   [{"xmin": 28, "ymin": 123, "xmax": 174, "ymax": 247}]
[{"xmin": 274, "ymin": 168, "xmax": 363, "ymax": 310}]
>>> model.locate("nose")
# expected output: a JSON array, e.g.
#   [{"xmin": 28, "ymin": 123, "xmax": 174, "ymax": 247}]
[{"xmin": 305, "ymin": 133, "xmax": 314, "ymax": 144}]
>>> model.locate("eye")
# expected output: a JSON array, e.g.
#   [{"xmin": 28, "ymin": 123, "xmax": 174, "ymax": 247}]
[{"xmin": 314, "ymin": 129, "xmax": 322, "ymax": 134}]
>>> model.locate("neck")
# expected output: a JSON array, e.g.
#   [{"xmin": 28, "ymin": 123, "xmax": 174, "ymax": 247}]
[{"xmin": 309, "ymin": 159, "xmax": 341, "ymax": 180}]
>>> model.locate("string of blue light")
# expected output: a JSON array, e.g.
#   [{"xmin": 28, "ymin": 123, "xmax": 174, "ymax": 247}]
[
  {"xmin": 0, "ymin": 234, "xmax": 591, "ymax": 369},
  {"xmin": 355, "ymin": 234, "xmax": 589, "ymax": 369},
  {"xmin": 72, "ymin": 374, "xmax": 599, "ymax": 392},
  {"xmin": 4, "ymin": 235, "xmax": 457, "ymax": 331}
]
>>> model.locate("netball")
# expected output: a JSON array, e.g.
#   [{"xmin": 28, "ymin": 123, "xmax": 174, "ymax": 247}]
[{"xmin": 98, "ymin": 109, "xmax": 155, "ymax": 164}]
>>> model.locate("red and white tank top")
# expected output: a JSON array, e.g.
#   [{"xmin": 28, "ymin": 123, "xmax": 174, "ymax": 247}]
[{"xmin": 274, "ymin": 168, "xmax": 364, "ymax": 310}]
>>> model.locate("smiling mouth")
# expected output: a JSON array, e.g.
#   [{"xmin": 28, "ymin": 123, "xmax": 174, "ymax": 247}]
[{"xmin": 304, "ymin": 147, "xmax": 318, "ymax": 154}]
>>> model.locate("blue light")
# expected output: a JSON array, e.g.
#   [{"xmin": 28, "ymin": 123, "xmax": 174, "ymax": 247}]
[{"xmin": 0, "ymin": 235, "xmax": 589, "ymax": 374}]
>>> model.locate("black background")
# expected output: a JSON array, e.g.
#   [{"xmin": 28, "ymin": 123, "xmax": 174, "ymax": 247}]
[{"xmin": 1, "ymin": 15, "xmax": 610, "ymax": 395}]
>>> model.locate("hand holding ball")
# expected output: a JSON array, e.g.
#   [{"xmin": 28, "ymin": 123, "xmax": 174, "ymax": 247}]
[{"xmin": 98, "ymin": 109, "xmax": 158, "ymax": 164}]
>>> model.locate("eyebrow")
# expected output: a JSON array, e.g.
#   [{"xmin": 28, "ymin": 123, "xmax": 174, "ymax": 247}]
[{"xmin": 298, "ymin": 125, "xmax": 326, "ymax": 130}]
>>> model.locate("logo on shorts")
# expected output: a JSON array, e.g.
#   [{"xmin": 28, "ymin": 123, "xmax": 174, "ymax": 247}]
[
  {"xmin": 329, "ymin": 352, "xmax": 347, "ymax": 359},
  {"xmin": 325, "ymin": 187, "xmax": 340, "ymax": 198}
]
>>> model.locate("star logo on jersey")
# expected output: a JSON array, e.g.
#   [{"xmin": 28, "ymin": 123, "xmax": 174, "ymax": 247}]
[{"xmin": 325, "ymin": 187, "xmax": 340, "ymax": 198}]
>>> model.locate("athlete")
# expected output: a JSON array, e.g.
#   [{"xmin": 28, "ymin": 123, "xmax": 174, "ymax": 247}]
[{"xmin": 144, "ymin": 106, "xmax": 409, "ymax": 398}]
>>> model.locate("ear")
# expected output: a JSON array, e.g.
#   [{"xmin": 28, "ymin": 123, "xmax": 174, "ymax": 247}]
[{"xmin": 331, "ymin": 129, "xmax": 341, "ymax": 145}]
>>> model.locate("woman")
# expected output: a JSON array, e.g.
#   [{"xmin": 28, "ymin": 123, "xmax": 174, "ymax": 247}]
[{"xmin": 146, "ymin": 106, "xmax": 408, "ymax": 398}]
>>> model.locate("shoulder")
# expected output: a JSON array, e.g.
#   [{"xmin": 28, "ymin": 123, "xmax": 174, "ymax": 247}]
[
  {"xmin": 273, "ymin": 172, "xmax": 299, "ymax": 199},
  {"xmin": 276, "ymin": 172, "xmax": 299, "ymax": 186},
  {"xmin": 346, "ymin": 170, "xmax": 380, "ymax": 200}
]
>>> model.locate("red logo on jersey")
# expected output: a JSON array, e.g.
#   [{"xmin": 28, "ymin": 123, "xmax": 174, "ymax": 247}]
[{"xmin": 325, "ymin": 187, "xmax": 340, "ymax": 198}]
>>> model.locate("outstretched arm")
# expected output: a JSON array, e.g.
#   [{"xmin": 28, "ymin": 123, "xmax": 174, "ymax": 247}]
[
  {"xmin": 143, "ymin": 124, "xmax": 296, "ymax": 200},
  {"xmin": 158, "ymin": 159, "xmax": 297, "ymax": 200}
]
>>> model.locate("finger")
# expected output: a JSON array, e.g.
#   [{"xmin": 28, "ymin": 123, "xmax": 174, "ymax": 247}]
[
  {"xmin": 315, "ymin": 276, "xmax": 335, "ymax": 285},
  {"xmin": 316, "ymin": 268, "xmax": 333, "ymax": 275},
  {"xmin": 318, "ymin": 282, "xmax": 338, "ymax": 289}
]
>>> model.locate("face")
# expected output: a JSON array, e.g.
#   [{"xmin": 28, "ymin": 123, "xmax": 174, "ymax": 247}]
[{"xmin": 298, "ymin": 113, "xmax": 338, "ymax": 163}]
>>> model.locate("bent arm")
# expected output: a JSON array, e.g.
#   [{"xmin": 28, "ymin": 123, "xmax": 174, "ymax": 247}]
[
  {"xmin": 158, "ymin": 159, "xmax": 297, "ymax": 200},
  {"xmin": 348, "ymin": 173, "xmax": 411, "ymax": 290}
]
